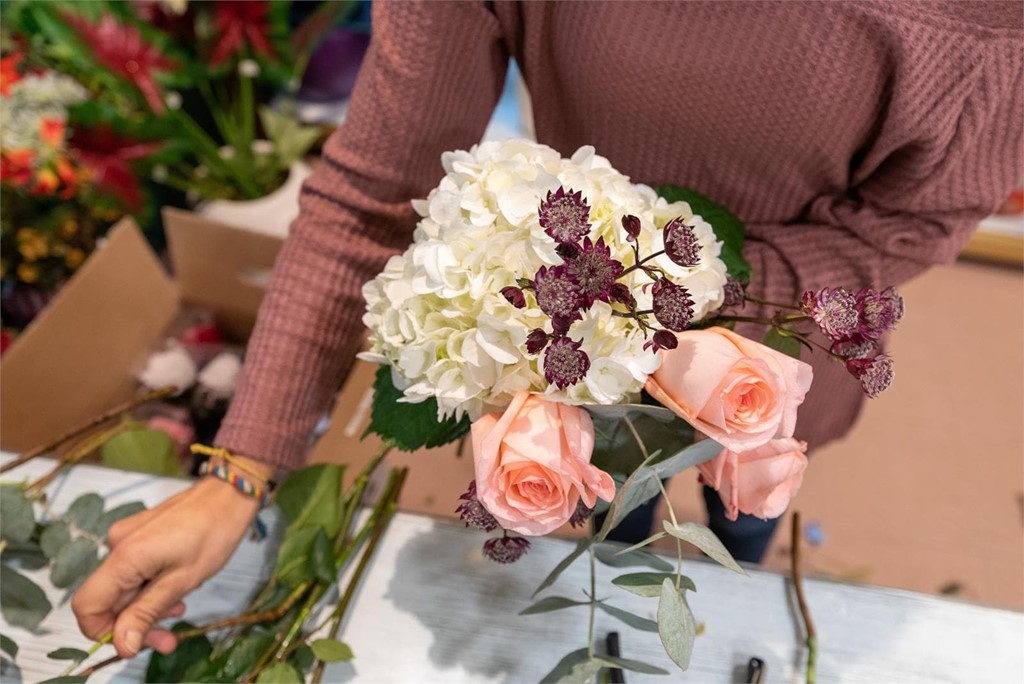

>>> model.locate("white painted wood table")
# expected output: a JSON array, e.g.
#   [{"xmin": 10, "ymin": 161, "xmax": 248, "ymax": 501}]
[{"xmin": 1, "ymin": 455, "xmax": 1021, "ymax": 683}]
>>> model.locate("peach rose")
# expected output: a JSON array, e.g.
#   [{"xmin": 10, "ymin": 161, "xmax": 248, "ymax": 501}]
[
  {"xmin": 471, "ymin": 391, "xmax": 616, "ymax": 536},
  {"xmin": 646, "ymin": 326, "xmax": 813, "ymax": 452},
  {"xmin": 698, "ymin": 437, "xmax": 808, "ymax": 520}
]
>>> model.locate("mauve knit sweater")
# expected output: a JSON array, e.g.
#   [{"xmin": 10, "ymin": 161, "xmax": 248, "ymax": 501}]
[{"xmin": 217, "ymin": 1, "xmax": 1023, "ymax": 471}]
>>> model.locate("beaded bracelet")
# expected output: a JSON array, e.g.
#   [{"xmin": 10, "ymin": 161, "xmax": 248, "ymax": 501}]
[{"xmin": 191, "ymin": 444, "xmax": 275, "ymax": 509}]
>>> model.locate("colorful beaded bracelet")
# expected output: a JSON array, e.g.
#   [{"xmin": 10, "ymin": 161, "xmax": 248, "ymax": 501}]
[{"xmin": 191, "ymin": 444, "xmax": 276, "ymax": 509}]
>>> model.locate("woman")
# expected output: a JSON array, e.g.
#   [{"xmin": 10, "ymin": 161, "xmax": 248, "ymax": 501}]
[{"xmin": 71, "ymin": 1, "xmax": 1023, "ymax": 660}]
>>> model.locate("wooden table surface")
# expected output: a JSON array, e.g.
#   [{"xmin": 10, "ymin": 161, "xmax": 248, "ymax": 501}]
[{"xmin": 2, "ymin": 454, "xmax": 1021, "ymax": 683}]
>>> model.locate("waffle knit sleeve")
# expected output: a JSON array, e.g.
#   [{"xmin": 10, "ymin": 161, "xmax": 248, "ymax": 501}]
[{"xmin": 215, "ymin": 2, "xmax": 509, "ymax": 470}]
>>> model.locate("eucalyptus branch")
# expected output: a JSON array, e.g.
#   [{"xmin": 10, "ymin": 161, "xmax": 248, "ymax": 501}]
[
  {"xmin": 790, "ymin": 511, "xmax": 817, "ymax": 684},
  {"xmin": 586, "ymin": 547, "xmax": 597, "ymax": 659},
  {"xmin": 0, "ymin": 387, "xmax": 176, "ymax": 475}
]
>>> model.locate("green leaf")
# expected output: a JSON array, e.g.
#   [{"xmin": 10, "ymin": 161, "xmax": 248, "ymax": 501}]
[
  {"xmin": 0, "ymin": 564, "xmax": 52, "ymax": 631},
  {"xmin": 587, "ymin": 404, "xmax": 695, "ymax": 477},
  {"xmin": 274, "ymin": 526, "xmax": 320, "ymax": 587},
  {"xmin": 47, "ymin": 647, "xmax": 88, "ymax": 662},
  {"xmin": 219, "ymin": 633, "xmax": 274, "ymax": 681},
  {"xmin": 255, "ymin": 662, "xmax": 303, "ymax": 683},
  {"xmin": 146, "ymin": 621, "xmax": 214, "ymax": 683},
  {"xmin": 38, "ymin": 677, "xmax": 88, "ymax": 684},
  {"xmin": 40, "ymin": 521, "xmax": 72, "ymax": 560},
  {"xmin": 308, "ymin": 529, "xmax": 336, "ymax": 584},
  {"xmin": 309, "ymin": 638, "xmax": 354, "ymax": 663},
  {"xmin": 538, "ymin": 648, "xmax": 592, "ymax": 684},
  {"xmin": 596, "ymin": 439, "xmax": 722, "ymax": 543},
  {"xmin": 290, "ymin": 645, "xmax": 315, "ymax": 672},
  {"xmin": 100, "ymin": 429, "xmax": 185, "ymax": 478},
  {"xmin": 65, "ymin": 494, "xmax": 104, "ymax": 536},
  {"xmin": 1, "ymin": 540, "xmax": 48, "ymax": 570},
  {"xmin": 519, "ymin": 596, "xmax": 589, "ymax": 616},
  {"xmin": 274, "ymin": 464, "xmax": 344, "ymax": 535},
  {"xmin": 532, "ymin": 538, "xmax": 591, "ymax": 597},
  {"xmin": 595, "ymin": 603, "xmax": 658, "ymax": 632},
  {"xmin": 50, "ymin": 538, "xmax": 99, "ymax": 589},
  {"xmin": 97, "ymin": 502, "xmax": 146, "ymax": 538},
  {"xmin": 595, "ymin": 541, "xmax": 672, "ymax": 571},
  {"xmin": 609, "ymin": 532, "xmax": 667, "ymax": 558},
  {"xmin": 595, "ymin": 655, "xmax": 670, "ymax": 675},
  {"xmin": 364, "ymin": 365, "xmax": 470, "ymax": 452},
  {"xmin": 657, "ymin": 578, "xmax": 696, "ymax": 671},
  {"xmin": 612, "ymin": 572, "xmax": 696, "ymax": 598},
  {"xmin": 763, "ymin": 327, "xmax": 803, "ymax": 359},
  {"xmin": 1, "ymin": 632, "xmax": 18, "ymax": 660},
  {"xmin": 0, "ymin": 487, "xmax": 35, "ymax": 543},
  {"xmin": 662, "ymin": 521, "xmax": 747, "ymax": 575},
  {"xmin": 258, "ymin": 107, "xmax": 322, "ymax": 170},
  {"xmin": 656, "ymin": 184, "xmax": 750, "ymax": 282}
]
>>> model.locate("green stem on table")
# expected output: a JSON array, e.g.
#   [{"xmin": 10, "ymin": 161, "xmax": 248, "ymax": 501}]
[
  {"xmin": 0, "ymin": 387, "xmax": 175, "ymax": 475},
  {"xmin": 791, "ymin": 511, "xmax": 817, "ymax": 684},
  {"xmin": 585, "ymin": 547, "xmax": 597, "ymax": 659}
]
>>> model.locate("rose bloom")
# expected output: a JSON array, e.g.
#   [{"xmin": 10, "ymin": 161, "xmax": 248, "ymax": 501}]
[
  {"xmin": 646, "ymin": 327, "xmax": 813, "ymax": 452},
  {"xmin": 698, "ymin": 438, "xmax": 809, "ymax": 520},
  {"xmin": 471, "ymin": 391, "xmax": 615, "ymax": 536}
]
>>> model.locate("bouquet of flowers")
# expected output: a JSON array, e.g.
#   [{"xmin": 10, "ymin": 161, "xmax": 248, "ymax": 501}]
[{"xmin": 360, "ymin": 139, "xmax": 902, "ymax": 677}]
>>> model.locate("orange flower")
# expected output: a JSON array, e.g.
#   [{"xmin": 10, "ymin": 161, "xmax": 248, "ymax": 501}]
[
  {"xmin": 17, "ymin": 263, "xmax": 39, "ymax": 284},
  {"xmin": 40, "ymin": 118, "xmax": 66, "ymax": 147},
  {"xmin": 0, "ymin": 52, "xmax": 23, "ymax": 97},
  {"xmin": 55, "ymin": 157, "xmax": 77, "ymax": 198},
  {"xmin": 32, "ymin": 167, "xmax": 59, "ymax": 195},
  {"xmin": 1, "ymin": 149, "xmax": 35, "ymax": 186}
]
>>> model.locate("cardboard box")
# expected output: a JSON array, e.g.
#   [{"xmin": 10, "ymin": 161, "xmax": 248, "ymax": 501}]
[{"xmin": 0, "ymin": 208, "xmax": 474, "ymax": 521}]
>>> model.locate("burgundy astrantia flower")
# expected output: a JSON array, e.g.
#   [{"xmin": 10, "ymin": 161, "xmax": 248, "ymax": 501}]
[
  {"xmin": 801, "ymin": 287, "xmax": 859, "ymax": 341},
  {"xmin": 568, "ymin": 498, "xmax": 595, "ymax": 528},
  {"xmin": 455, "ymin": 480, "xmax": 499, "ymax": 532},
  {"xmin": 210, "ymin": 1, "xmax": 277, "ymax": 66},
  {"xmin": 61, "ymin": 12, "xmax": 177, "ymax": 114},
  {"xmin": 543, "ymin": 337, "xmax": 591, "ymax": 388},
  {"xmin": 566, "ymin": 237, "xmax": 624, "ymax": 308},
  {"xmin": 610, "ymin": 283, "xmax": 635, "ymax": 308},
  {"xmin": 621, "ymin": 214, "xmax": 642, "ymax": 242},
  {"xmin": 651, "ymin": 279, "xmax": 694, "ymax": 332},
  {"xmin": 539, "ymin": 187, "xmax": 591, "ymax": 244},
  {"xmin": 846, "ymin": 355, "xmax": 895, "ymax": 397},
  {"xmin": 855, "ymin": 287, "xmax": 904, "ymax": 339},
  {"xmin": 830, "ymin": 336, "xmax": 875, "ymax": 360},
  {"xmin": 722, "ymin": 276, "xmax": 746, "ymax": 308},
  {"xmin": 555, "ymin": 242, "xmax": 580, "ymax": 261},
  {"xmin": 643, "ymin": 329, "xmax": 679, "ymax": 353},
  {"xmin": 663, "ymin": 217, "xmax": 701, "ymax": 267},
  {"xmin": 501, "ymin": 286, "xmax": 526, "ymax": 309},
  {"xmin": 526, "ymin": 328, "xmax": 549, "ymax": 355},
  {"xmin": 533, "ymin": 265, "xmax": 580, "ymax": 319},
  {"xmin": 483, "ymin": 534, "xmax": 530, "ymax": 564}
]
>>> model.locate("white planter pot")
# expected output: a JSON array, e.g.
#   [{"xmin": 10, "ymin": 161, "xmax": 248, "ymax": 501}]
[{"xmin": 196, "ymin": 161, "xmax": 312, "ymax": 238}]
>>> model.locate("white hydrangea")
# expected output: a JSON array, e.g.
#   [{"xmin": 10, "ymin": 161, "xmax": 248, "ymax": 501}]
[
  {"xmin": 0, "ymin": 72, "xmax": 87, "ymax": 152},
  {"xmin": 360, "ymin": 140, "xmax": 729, "ymax": 421}
]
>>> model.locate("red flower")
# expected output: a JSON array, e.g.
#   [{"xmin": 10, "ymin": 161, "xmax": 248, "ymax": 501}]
[
  {"xmin": 60, "ymin": 12, "xmax": 176, "ymax": 114},
  {"xmin": 70, "ymin": 126, "xmax": 162, "ymax": 210},
  {"xmin": 1, "ymin": 149, "xmax": 35, "ymax": 186},
  {"xmin": 0, "ymin": 51, "xmax": 23, "ymax": 97},
  {"xmin": 209, "ymin": 1, "xmax": 276, "ymax": 66},
  {"xmin": 39, "ymin": 118, "xmax": 66, "ymax": 147}
]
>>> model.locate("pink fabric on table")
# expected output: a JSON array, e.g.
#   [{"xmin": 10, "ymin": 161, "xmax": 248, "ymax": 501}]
[{"xmin": 217, "ymin": 1, "xmax": 1023, "ymax": 470}]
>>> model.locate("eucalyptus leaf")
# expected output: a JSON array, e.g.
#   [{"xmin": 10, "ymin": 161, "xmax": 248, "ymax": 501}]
[
  {"xmin": 309, "ymin": 638, "xmax": 354, "ymax": 663},
  {"xmin": 219, "ymin": 633, "xmax": 274, "ymax": 681},
  {"xmin": 100, "ymin": 429, "xmax": 185, "ymax": 478},
  {"xmin": 146, "ymin": 621, "xmax": 214, "ymax": 683},
  {"xmin": 519, "ymin": 596, "xmax": 589, "ymax": 616},
  {"xmin": 538, "ymin": 648, "xmax": 592, "ymax": 684},
  {"xmin": 657, "ymin": 578, "xmax": 696, "ymax": 670},
  {"xmin": 0, "ymin": 564, "xmax": 52, "ymax": 631},
  {"xmin": 308, "ymin": 529, "xmax": 335, "ymax": 584},
  {"xmin": 763, "ymin": 327, "xmax": 802, "ymax": 359},
  {"xmin": 1, "ymin": 632, "xmax": 17, "ymax": 660},
  {"xmin": 65, "ymin": 494, "xmax": 104, "ymax": 536},
  {"xmin": 587, "ymin": 404, "xmax": 695, "ymax": 477},
  {"xmin": 255, "ymin": 662, "xmax": 303, "ymax": 683},
  {"xmin": 596, "ymin": 439, "xmax": 722, "ymax": 543},
  {"xmin": 40, "ymin": 522, "xmax": 71, "ymax": 560},
  {"xmin": 532, "ymin": 538, "xmax": 591, "ymax": 597},
  {"xmin": 46, "ymin": 647, "xmax": 88, "ymax": 662},
  {"xmin": 596, "ymin": 655, "xmax": 670, "ymax": 675},
  {"xmin": 363, "ymin": 365, "xmax": 470, "ymax": 452},
  {"xmin": 595, "ymin": 542, "xmax": 672, "ymax": 571},
  {"xmin": 50, "ymin": 538, "xmax": 98, "ymax": 589},
  {"xmin": 613, "ymin": 572, "xmax": 696, "ymax": 598},
  {"xmin": 97, "ymin": 502, "xmax": 146, "ymax": 538},
  {"xmin": 663, "ymin": 521, "xmax": 747, "ymax": 575},
  {"xmin": 609, "ymin": 532, "xmax": 667, "ymax": 558},
  {"xmin": 0, "ymin": 487, "xmax": 35, "ymax": 543},
  {"xmin": 656, "ymin": 185, "xmax": 750, "ymax": 282},
  {"xmin": 1, "ymin": 541, "xmax": 48, "ymax": 570},
  {"xmin": 595, "ymin": 602, "xmax": 658, "ymax": 632}
]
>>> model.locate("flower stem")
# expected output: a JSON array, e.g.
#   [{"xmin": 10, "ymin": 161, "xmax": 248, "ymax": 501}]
[
  {"xmin": 620, "ymin": 249, "xmax": 665, "ymax": 277},
  {"xmin": 790, "ymin": 511, "xmax": 817, "ymax": 684},
  {"xmin": 59, "ymin": 633, "xmax": 111, "ymax": 677},
  {"xmin": 25, "ymin": 421, "xmax": 135, "ymax": 495},
  {"xmin": 743, "ymin": 295, "xmax": 802, "ymax": 312},
  {"xmin": 586, "ymin": 546, "xmax": 597, "ymax": 660}
]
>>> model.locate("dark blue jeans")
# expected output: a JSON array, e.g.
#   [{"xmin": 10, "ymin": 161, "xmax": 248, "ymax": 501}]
[{"xmin": 593, "ymin": 484, "xmax": 781, "ymax": 564}]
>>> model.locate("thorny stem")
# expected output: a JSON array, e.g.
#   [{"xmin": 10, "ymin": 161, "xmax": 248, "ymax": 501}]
[
  {"xmin": 0, "ymin": 387, "xmax": 176, "ymax": 475},
  {"xmin": 791, "ymin": 511, "xmax": 818, "ymax": 684}
]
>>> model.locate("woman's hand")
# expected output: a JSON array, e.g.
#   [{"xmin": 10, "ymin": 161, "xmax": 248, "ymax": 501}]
[{"xmin": 71, "ymin": 456, "xmax": 275, "ymax": 659}]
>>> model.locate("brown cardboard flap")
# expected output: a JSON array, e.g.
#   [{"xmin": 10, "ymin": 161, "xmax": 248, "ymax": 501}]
[
  {"xmin": 163, "ymin": 208, "xmax": 283, "ymax": 341},
  {"xmin": 0, "ymin": 219, "xmax": 179, "ymax": 452}
]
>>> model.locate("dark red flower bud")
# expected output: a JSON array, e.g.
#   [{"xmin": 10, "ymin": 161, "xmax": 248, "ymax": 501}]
[
  {"xmin": 501, "ymin": 286, "xmax": 526, "ymax": 308},
  {"xmin": 556, "ymin": 242, "xmax": 580, "ymax": 261},
  {"xmin": 483, "ymin": 534, "xmax": 530, "ymax": 564},
  {"xmin": 526, "ymin": 328, "xmax": 549, "ymax": 354},
  {"xmin": 621, "ymin": 214, "xmax": 642, "ymax": 242}
]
